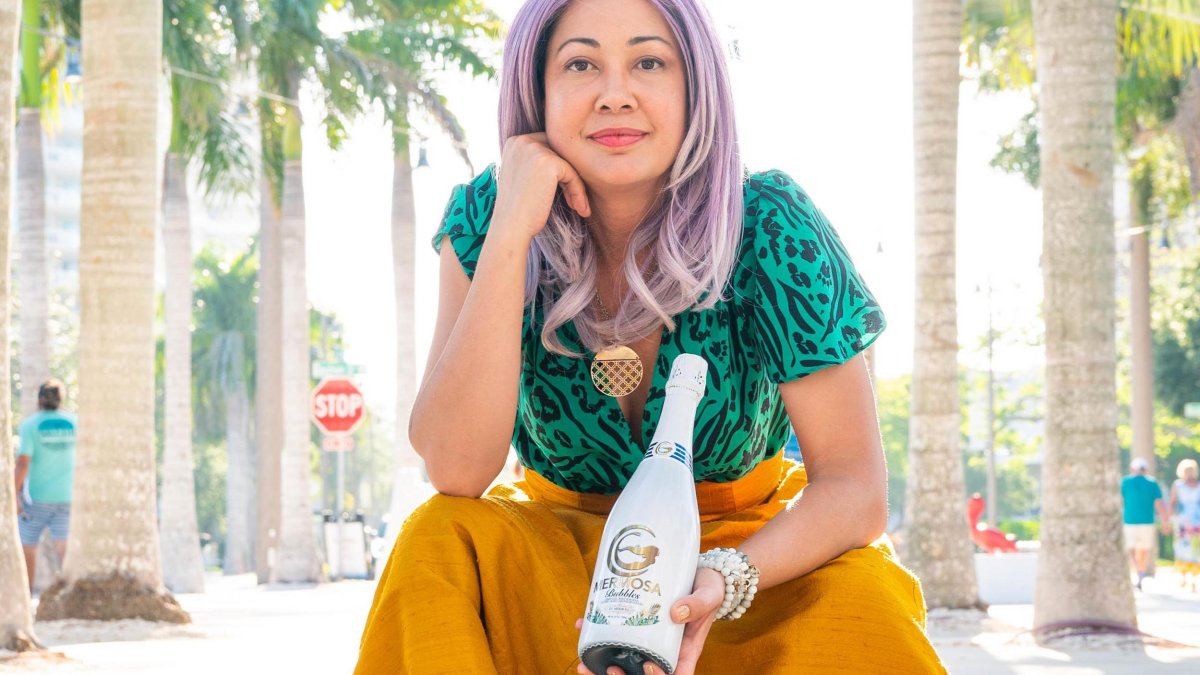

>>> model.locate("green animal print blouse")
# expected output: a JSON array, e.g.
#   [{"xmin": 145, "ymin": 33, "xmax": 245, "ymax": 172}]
[{"xmin": 433, "ymin": 167, "xmax": 885, "ymax": 494}]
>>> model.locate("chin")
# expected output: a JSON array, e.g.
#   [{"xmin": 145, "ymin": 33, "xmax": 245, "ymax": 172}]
[{"xmin": 578, "ymin": 159, "xmax": 670, "ymax": 192}]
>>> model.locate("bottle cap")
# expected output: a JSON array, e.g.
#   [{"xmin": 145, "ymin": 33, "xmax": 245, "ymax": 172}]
[{"xmin": 665, "ymin": 353, "xmax": 708, "ymax": 399}]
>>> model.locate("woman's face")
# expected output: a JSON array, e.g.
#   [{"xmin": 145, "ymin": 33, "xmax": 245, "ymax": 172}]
[{"xmin": 543, "ymin": 0, "xmax": 687, "ymax": 194}]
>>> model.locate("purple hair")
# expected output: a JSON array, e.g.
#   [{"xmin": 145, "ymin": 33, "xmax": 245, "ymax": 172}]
[{"xmin": 500, "ymin": 0, "xmax": 742, "ymax": 357}]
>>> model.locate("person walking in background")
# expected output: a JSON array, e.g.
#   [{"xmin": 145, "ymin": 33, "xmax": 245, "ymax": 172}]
[
  {"xmin": 1121, "ymin": 457, "xmax": 1169, "ymax": 590},
  {"xmin": 13, "ymin": 379, "xmax": 78, "ymax": 592},
  {"xmin": 1169, "ymin": 458, "xmax": 1200, "ymax": 590}
]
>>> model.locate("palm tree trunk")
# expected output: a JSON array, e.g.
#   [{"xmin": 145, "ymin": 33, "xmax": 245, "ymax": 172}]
[
  {"xmin": 1031, "ymin": 0, "xmax": 1136, "ymax": 630},
  {"xmin": 256, "ymin": 174, "xmax": 283, "ymax": 584},
  {"xmin": 17, "ymin": 108, "xmax": 49, "ymax": 417},
  {"xmin": 0, "ymin": 0, "xmax": 41, "ymax": 651},
  {"xmin": 391, "ymin": 140, "xmax": 416, "ymax": 472},
  {"xmin": 275, "ymin": 97, "xmax": 319, "ymax": 583},
  {"xmin": 1129, "ymin": 176, "xmax": 1153, "ymax": 471},
  {"xmin": 902, "ymin": 0, "xmax": 979, "ymax": 609},
  {"xmin": 36, "ymin": 0, "xmax": 188, "ymax": 622},
  {"xmin": 159, "ymin": 152, "xmax": 205, "ymax": 593},
  {"xmin": 17, "ymin": 0, "xmax": 48, "ymax": 418},
  {"xmin": 223, "ymin": 339, "xmax": 254, "ymax": 575},
  {"xmin": 386, "ymin": 131, "xmax": 435, "ymax": 547}
]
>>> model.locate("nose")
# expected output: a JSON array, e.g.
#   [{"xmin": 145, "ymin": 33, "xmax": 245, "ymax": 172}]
[{"xmin": 595, "ymin": 69, "xmax": 637, "ymax": 113}]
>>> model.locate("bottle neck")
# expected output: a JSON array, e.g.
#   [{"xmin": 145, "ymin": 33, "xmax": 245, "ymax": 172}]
[{"xmin": 643, "ymin": 389, "xmax": 699, "ymax": 469}]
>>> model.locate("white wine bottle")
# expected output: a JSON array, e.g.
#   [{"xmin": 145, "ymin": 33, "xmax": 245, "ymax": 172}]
[{"xmin": 578, "ymin": 353, "xmax": 708, "ymax": 675}]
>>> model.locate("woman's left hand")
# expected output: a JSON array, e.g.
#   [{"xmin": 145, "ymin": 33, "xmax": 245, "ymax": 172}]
[{"xmin": 574, "ymin": 568, "xmax": 725, "ymax": 675}]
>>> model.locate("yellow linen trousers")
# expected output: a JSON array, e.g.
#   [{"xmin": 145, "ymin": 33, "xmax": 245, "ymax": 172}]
[{"xmin": 355, "ymin": 455, "xmax": 946, "ymax": 674}]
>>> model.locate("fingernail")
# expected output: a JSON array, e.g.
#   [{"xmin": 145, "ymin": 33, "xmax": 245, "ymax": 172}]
[{"xmin": 676, "ymin": 605, "xmax": 689, "ymax": 621}]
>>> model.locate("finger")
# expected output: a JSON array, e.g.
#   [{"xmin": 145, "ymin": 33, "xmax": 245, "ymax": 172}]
[
  {"xmin": 575, "ymin": 618, "xmax": 583, "ymax": 631},
  {"xmin": 671, "ymin": 583, "xmax": 724, "ymax": 624},
  {"xmin": 673, "ymin": 621, "xmax": 713, "ymax": 675},
  {"xmin": 556, "ymin": 162, "xmax": 591, "ymax": 217}
]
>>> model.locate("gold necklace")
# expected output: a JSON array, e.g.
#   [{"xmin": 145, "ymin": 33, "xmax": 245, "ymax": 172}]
[{"xmin": 590, "ymin": 293, "xmax": 643, "ymax": 398}]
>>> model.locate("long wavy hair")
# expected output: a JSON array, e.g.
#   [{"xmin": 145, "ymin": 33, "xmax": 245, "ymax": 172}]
[{"xmin": 499, "ymin": 0, "xmax": 742, "ymax": 357}]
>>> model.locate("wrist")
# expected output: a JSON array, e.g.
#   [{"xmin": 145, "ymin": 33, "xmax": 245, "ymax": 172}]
[
  {"xmin": 698, "ymin": 547, "xmax": 760, "ymax": 621},
  {"xmin": 486, "ymin": 216, "xmax": 539, "ymax": 249}
]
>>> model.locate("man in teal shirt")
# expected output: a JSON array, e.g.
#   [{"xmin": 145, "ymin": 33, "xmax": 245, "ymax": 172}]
[
  {"xmin": 1121, "ymin": 457, "xmax": 1169, "ymax": 590},
  {"xmin": 13, "ymin": 379, "xmax": 77, "ymax": 592}
]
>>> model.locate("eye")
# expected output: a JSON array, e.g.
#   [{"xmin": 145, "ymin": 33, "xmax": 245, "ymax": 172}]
[
  {"xmin": 566, "ymin": 59, "xmax": 594, "ymax": 73},
  {"xmin": 637, "ymin": 58, "xmax": 664, "ymax": 71}
]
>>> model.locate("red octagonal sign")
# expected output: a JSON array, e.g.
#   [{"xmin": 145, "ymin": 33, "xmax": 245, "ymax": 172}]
[{"xmin": 311, "ymin": 378, "xmax": 366, "ymax": 434}]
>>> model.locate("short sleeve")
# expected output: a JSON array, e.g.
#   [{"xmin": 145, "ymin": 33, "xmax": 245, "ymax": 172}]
[
  {"xmin": 430, "ymin": 165, "xmax": 498, "ymax": 280},
  {"xmin": 745, "ymin": 170, "xmax": 886, "ymax": 383}
]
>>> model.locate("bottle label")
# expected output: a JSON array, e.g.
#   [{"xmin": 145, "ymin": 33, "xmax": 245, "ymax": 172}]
[
  {"xmin": 644, "ymin": 441, "xmax": 690, "ymax": 468},
  {"xmin": 587, "ymin": 524, "xmax": 665, "ymax": 627}
]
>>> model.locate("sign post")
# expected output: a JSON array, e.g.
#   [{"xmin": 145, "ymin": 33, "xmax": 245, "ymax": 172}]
[{"xmin": 311, "ymin": 378, "xmax": 366, "ymax": 580}]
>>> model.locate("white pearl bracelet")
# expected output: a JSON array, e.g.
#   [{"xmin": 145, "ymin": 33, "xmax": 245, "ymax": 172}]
[{"xmin": 697, "ymin": 547, "xmax": 759, "ymax": 621}]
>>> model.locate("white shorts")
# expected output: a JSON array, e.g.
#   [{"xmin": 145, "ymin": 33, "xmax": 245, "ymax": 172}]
[{"xmin": 1124, "ymin": 524, "xmax": 1156, "ymax": 551}]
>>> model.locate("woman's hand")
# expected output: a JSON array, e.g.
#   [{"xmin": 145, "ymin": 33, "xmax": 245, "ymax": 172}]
[
  {"xmin": 667, "ymin": 568, "xmax": 724, "ymax": 675},
  {"xmin": 493, "ymin": 133, "xmax": 591, "ymax": 242},
  {"xmin": 574, "ymin": 568, "xmax": 725, "ymax": 675}
]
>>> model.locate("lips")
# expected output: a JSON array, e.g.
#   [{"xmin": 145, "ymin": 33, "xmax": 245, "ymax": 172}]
[{"xmin": 588, "ymin": 128, "xmax": 648, "ymax": 148}]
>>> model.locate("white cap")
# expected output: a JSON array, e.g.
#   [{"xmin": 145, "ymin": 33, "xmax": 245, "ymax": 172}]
[
  {"xmin": 665, "ymin": 353, "xmax": 708, "ymax": 399},
  {"xmin": 1130, "ymin": 457, "xmax": 1149, "ymax": 472}
]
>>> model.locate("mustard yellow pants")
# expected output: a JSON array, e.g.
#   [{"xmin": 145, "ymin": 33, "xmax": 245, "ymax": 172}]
[{"xmin": 356, "ymin": 455, "xmax": 946, "ymax": 674}]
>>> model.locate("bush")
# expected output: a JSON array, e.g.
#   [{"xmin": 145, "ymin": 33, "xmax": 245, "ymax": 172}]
[{"xmin": 996, "ymin": 519, "xmax": 1039, "ymax": 541}]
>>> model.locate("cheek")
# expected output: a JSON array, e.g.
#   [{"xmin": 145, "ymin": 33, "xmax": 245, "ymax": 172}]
[
  {"xmin": 544, "ymin": 97, "xmax": 583, "ymax": 150},
  {"xmin": 655, "ymin": 88, "xmax": 689, "ymax": 150}
]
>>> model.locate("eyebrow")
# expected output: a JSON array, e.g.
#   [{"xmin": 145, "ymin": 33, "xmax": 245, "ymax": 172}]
[{"xmin": 555, "ymin": 35, "xmax": 672, "ymax": 55}]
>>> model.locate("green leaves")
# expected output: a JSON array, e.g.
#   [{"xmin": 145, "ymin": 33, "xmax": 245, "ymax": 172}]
[
  {"xmin": 343, "ymin": 0, "xmax": 500, "ymax": 164},
  {"xmin": 164, "ymin": 0, "xmax": 255, "ymax": 199}
]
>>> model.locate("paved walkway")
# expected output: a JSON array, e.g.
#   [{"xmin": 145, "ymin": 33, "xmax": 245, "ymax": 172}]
[
  {"xmin": 1, "ymin": 568, "xmax": 1197, "ymax": 673},
  {"xmin": 934, "ymin": 568, "xmax": 1200, "ymax": 673}
]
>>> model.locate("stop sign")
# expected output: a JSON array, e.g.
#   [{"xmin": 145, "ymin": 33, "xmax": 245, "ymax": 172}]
[{"xmin": 311, "ymin": 378, "xmax": 366, "ymax": 434}]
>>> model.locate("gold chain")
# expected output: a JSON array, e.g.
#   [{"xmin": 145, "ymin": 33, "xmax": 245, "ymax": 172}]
[{"xmin": 589, "ymin": 291, "xmax": 642, "ymax": 398}]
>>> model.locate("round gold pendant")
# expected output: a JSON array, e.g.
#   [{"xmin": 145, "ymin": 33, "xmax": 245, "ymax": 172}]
[{"xmin": 590, "ymin": 345, "xmax": 643, "ymax": 398}]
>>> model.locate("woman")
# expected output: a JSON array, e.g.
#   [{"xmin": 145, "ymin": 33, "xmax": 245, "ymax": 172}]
[
  {"xmin": 356, "ymin": 0, "xmax": 944, "ymax": 672},
  {"xmin": 1171, "ymin": 458, "xmax": 1200, "ymax": 589}
]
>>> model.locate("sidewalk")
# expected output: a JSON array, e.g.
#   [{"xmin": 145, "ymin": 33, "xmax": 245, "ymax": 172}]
[
  {"xmin": 1, "ymin": 573, "xmax": 377, "ymax": 674},
  {"xmin": 933, "ymin": 567, "xmax": 1200, "ymax": 673},
  {"xmin": 1, "ymin": 568, "xmax": 1198, "ymax": 673}
]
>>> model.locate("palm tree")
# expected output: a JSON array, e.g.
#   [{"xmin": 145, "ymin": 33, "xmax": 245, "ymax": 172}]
[
  {"xmin": 345, "ymin": 0, "xmax": 499, "ymax": 522},
  {"xmin": 0, "ymin": 0, "xmax": 41, "ymax": 652},
  {"xmin": 255, "ymin": 168, "xmax": 283, "ymax": 583},
  {"xmin": 1030, "ymin": 0, "xmax": 1136, "ymax": 630},
  {"xmin": 965, "ymin": 2, "xmax": 1200, "ymax": 474},
  {"xmin": 159, "ymin": 0, "xmax": 255, "ymax": 591},
  {"xmin": 250, "ymin": 0, "xmax": 372, "ymax": 584},
  {"xmin": 902, "ymin": 0, "xmax": 979, "ymax": 609},
  {"xmin": 16, "ymin": 0, "xmax": 50, "ymax": 419},
  {"xmin": 193, "ymin": 248, "xmax": 258, "ymax": 576},
  {"xmin": 964, "ymin": 0, "xmax": 1200, "ymax": 622},
  {"xmin": 14, "ymin": 0, "xmax": 76, "ymax": 418},
  {"xmin": 35, "ymin": 0, "xmax": 188, "ymax": 622}
]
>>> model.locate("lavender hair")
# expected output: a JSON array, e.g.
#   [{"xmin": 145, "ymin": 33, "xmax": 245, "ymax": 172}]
[{"xmin": 499, "ymin": 0, "xmax": 742, "ymax": 357}]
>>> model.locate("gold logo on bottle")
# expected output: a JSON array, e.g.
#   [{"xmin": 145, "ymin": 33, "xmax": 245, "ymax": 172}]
[{"xmin": 607, "ymin": 525, "xmax": 661, "ymax": 577}]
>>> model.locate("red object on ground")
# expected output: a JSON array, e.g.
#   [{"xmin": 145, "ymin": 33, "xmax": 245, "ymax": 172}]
[
  {"xmin": 967, "ymin": 493, "xmax": 1018, "ymax": 553},
  {"xmin": 311, "ymin": 378, "xmax": 366, "ymax": 434}
]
